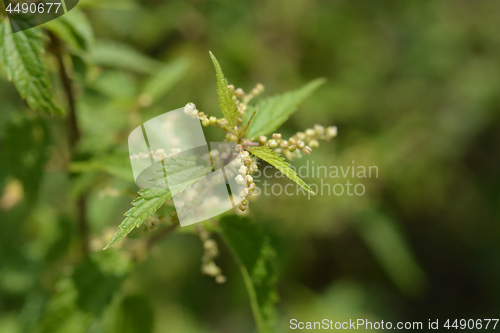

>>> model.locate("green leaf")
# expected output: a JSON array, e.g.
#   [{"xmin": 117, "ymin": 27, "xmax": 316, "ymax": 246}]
[
  {"xmin": 90, "ymin": 40, "xmax": 161, "ymax": 74},
  {"xmin": 70, "ymin": 153, "xmax": 135, "ymax": 183},
  {"xmin": 111, "ymin": 295, "xmax": 154, "ymax": 333},
  {"xmin": 104, "ymin": 154, "xmax": 212, "ymax": 249},
  {"xmin": 104, "ymin": 188, "xmax": 171, "ymax": 250},
  {"xmin": 209, "ymin": 51, "xmax": 239, "ymax": 127},
  {"xmin": 39, "ymin": 278, "xmax": 91, "ymax": 333},
  {"xmin": 0, "ymin": 115, "xmax": 51, "ymax": 201},
  {"xmin": 244, "ymin": 78, "xmax": 326, "ymax": 138},
  {"xmin": 0, "ymin": 19, "xmax": 63, "ymax": 115},
  {"xmin": 72, "ymin": 252, "xmax": 129, "ymax": 316},
  {"xmin": 248, "ymin": 146, "xmax": 314, "ymax": 194},
  {"xmin": 219, "ymin": 216, "xmax": 279, "ymax": 333},
  {"xmin": 43, "ymin": 9, "xmax": 94, "ymax": 53},
  {"xmin": 141, "ymin": 57, "xmax": 190, "ymax": 104}
]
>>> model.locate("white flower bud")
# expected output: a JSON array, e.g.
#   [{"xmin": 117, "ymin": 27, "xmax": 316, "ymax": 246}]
[
  {"xmin": 326, "ymin": 126, "xmax": 338, "ymax": 139},
  {"xmin": 216, "ymin": 275, "xmax": 227, "ymax": 284},
  {"xmin": 218, "ymin": 118, "xmax": 228, "ymax": 127},
  {"xmin": 250, "ymin": 164, "xmax": 258, "ymax": 173},
  {"xmin": 305, "ymin": 129, "xmax": 316, "ymax": 138},
  {"xmin": 267, "ymin": 139, "xmax": 278, "ymax": 149},
  {"xmin": 202, "ymin": 262, "xmax": 220, "ymax": 276},
  {"xmin": 314, "ymin": 124, "xmax": 325, "ymax": 137},
  {"xmin": 309, "ymin": 139, "xmax": 319, "ymax": 149},
  {"xmin": 239, "ymin": 188, "xmax": 249, "ymax": 198},
  {"xmin": 235, "ymin": 175, "xmax": 246, "ymax": 185},
  {"xmin": 258, "ymin": 136, "xmax": 267, "ymax": 145},
  {"xmin": 246, "ymin": 175, "xmax": 253, "ymax": 185},
  {"xmin": 244, "ymin": 157, "xmax": 253, "ymax": 166},
  {"xmin": 183, "ymin": 103, "xmax": 197, "ymax": 118},
  {"xmin": 235, "ymin": 88, "xmax": 244, "ymax": 98},
  {"xmin": 239, "ymin": 165, "xmax": 247, "ymax": 176},
  {"xmin": 226, "ymin": 133, "xmax": 237, "ymax": 141},
  {"xmin": 283, "ymin": 150, "xmax": 294, "ymax": 160},
  {"xmin": 272, "ymin": 133, "xmax": 282, "ymax": 141}
]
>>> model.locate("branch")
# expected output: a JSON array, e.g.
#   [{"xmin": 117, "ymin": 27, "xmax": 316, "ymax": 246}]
[
  {"xmin": 146, "ymin": 223, "xmax": 179, "ymax": 250},
  {"xmin": 49, "ymin": 32, "xmax": 88, "ymax": 255}
]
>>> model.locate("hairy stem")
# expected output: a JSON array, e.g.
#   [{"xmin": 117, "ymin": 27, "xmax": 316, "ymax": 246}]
[{"xmin": 146, "ymin": 224, "xmax": 179, "ymax": 250}]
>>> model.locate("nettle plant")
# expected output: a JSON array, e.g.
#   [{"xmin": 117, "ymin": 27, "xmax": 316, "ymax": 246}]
[
  {"xmin": 0, "ymin": 6, "xmax": 336, "ymax": 328},
  {"xmin": 105, "ymin": 52, "xmax": 337, "ymax": 331}
]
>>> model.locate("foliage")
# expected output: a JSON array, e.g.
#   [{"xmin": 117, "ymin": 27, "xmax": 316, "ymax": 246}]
[
  {"xmin": 1, "ymin": 2, "xmax": 499, "ymax": 333},
  {"xmin": 0, "ymin": 20, "xmax": 63, "ymax": 115},
  {"xmin": 103, "ymin": 188, "xmax": 171, "ymax": 250},
  {"xmin": 219, "ymin": 216, "xmax": 278, "ymax": 333},
  {"xmin": 209, "ymin": 51, "xmax": 240, "ymax": 127},
  {"xmin": 249, "ymin": 146, "xmax": 314, "ymax": 194},
  {"xmin": 244, "ymin": 78, "xmax": 326, "ymax": 138}
]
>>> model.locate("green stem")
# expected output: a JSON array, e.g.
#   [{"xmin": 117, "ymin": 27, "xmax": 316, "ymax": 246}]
[{"xmin": 50, "ymin": 32, "xmax": 89, "ymax": 255}]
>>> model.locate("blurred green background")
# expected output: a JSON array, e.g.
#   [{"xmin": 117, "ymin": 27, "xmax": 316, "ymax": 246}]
[{"xmin": 1, "ymin": 0, "xmax": 500, "ymax": 332}]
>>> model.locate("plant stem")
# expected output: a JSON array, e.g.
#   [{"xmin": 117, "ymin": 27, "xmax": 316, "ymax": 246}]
[
  {"xmin": 49, "ymin": 33, "xmax": 89, "ymax": 255},
  {"xmin": 146, "ymin": 224, "xmax": 179, "ymax": 250}
]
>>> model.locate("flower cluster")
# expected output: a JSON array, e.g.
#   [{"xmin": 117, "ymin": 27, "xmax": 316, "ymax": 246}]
[
  {"xmin": 257, "ymin": 125, "xmax": 338, "ymax": 161},
  {"xmin": 230, "ymin": 83, "xmax": 265, "ymax": 122},
  {"xmin": 183, "ymin": 102, "xmax": 230, "ymax": 130},
  {"xmin": 198, "ymin": 226, "xmax": 226, "ymax": 284},
  {"xmin": 234, "ymin": 150, "xmax": 258, "ymax": 211},
  {"xmin": 130, "ymin": 147, "xmax": 183, "ymax": 163}
]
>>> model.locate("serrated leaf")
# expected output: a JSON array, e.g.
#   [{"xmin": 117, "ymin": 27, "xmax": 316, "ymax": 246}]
[
  {"xmin": 43, "ymin": 9, "xmax": 94, "ymax": 53},
  {"xmin": 104, "ymin": 188, "xmax": 171, "ymax": 250},
  {"xmin": 248, "ymin": 146, "xmax": 314, "ymax": 194},
  {"xmin": 141, "ymin": 57, "xmax": 190, "ymax": 104},
  {"xmin": 0, "ymin": 19, "xmax": 63, "ymax": 115},
  {"xmin": 209, "ymin": 51, "xmax": 239, "ymax": 126},
  {"xmin": 104, "ymin": 154, "xmax": 212, "ymax": 249},
  {"xmin": 219, "ymin": 216, "xmax": 278, "ymax": 333},
  {"xmin": 244, "ymin": 78, "xmax": 326, "ymax": 138}
]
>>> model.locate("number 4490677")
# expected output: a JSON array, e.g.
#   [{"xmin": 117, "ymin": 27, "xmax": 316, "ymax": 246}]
[
  {"xmin": 444, "ymin": 319, "xmax": 498, "ymax": 330},
  {"xmin": 6, "ymin": 2, "xmax": 62, "ymax": 14}
]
